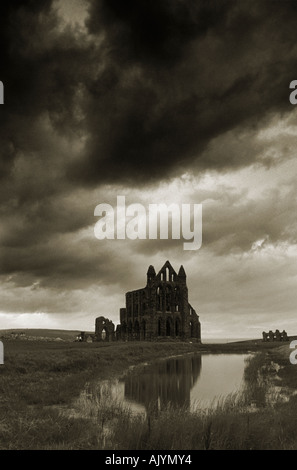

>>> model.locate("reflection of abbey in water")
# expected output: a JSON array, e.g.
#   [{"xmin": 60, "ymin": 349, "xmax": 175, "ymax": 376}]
[
  {"xmin": 123, "ymin": 355, "xmax": 202, "ymax": 411},
  {"xmin": 118, "ymin": 261, "xmax": 201, "ymax": 341}
]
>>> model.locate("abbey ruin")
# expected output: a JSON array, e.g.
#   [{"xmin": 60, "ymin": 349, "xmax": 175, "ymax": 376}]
[
  {"xmin": 78, "ymin": 261, "xmax": 201, "ymax": 342},
  {"xmin": 117, "ymin": 261, "xmax": 201, "ymax": 342}
]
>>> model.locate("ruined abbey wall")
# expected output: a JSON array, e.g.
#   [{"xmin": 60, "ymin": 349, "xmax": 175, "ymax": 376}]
[{"xmin": 118, "ymin": 261, "xmax": 201, "ymax": 342}]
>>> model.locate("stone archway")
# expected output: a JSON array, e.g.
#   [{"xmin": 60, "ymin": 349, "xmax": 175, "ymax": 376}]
[
  {"xmin": 101, "ymin": 327, "xmax": 107, "ymax": 341},
  {"xmin": 158, "ymin": 318, "xmax": 161, "ymax": 336},
  {"xmin": 121, "ymin": 322, "xmax": 127, "ymax": 341},
  {"xmin": 175, "ymin": 318, "xmax": 181, "ymax": 337},
  {"xmin": 166, "ymin": 317, "xmax": 172, "ymax": 337},
  {"xmin": 141, "ymin": 320, "xmax": 146, "ymax": 340},
  {"xmin": 165, "ymin": 286, "xmax": 172, "ymax": 312},
  {"xmin": 190, "ymin": 320, "xmax": 194, "ymax": 338},
  {"xmin": 128, "ymin": 321, "xmax": 133, "ymax": 341},
  {"xmin": 156, "ymin": 286, "xmax": 163, "ymax": 311},
  {"xmin": 158, "ymin": 317, "xmax": 165, "ymax": 336},
  {"xmin": 134, "ymin": 320, "xmax": 140, "ymax": 340}
]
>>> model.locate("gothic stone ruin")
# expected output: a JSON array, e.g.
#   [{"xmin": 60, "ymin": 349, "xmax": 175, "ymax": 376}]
[
  {"xmin": 95, "ymin": 316, "xmax": 115, "ymax": 341},
  {"xmin": 117, "ymin": 261, "xmax": 201, "ymax": 342},
  {"xmin": 77, "ymin": 316, "xmax": 115, "ymax": 342}
]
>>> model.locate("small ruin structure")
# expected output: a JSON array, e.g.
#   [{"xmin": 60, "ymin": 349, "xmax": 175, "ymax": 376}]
[
  {"xmin": 262, "ymin": 329, "xmax": 288, "ymax": 342},
  {"xmin": 95, "ymin": 316, "xmax": 115, "ymax": 341},
  {"xmin": 76, "ymin": 316, "xmax": 116, "ymax": 343}
]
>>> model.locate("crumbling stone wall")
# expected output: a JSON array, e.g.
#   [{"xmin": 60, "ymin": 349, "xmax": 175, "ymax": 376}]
[{"xmin": 95, "ymin": 316, "xmax": 115, "ymax": 342}]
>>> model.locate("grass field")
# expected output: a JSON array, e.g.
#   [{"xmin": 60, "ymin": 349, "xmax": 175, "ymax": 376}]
[{"xmin": 0, "ymin": 334, "xmax": 296, "ymax": 449}]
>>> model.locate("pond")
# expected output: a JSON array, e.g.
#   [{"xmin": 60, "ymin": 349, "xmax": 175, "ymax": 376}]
[{"xmin": 110, "ymin": 353, "xmax": 251, "ymax": 414}]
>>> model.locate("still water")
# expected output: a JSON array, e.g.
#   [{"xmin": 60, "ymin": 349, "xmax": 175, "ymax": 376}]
[{"xmin": 110, "ymin": 353, "xmax": 251, "ymax": 414}]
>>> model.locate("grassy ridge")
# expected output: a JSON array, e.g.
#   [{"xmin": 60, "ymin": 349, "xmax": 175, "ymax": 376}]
[
  {"xmin": 0, "ymin": 340, "xmax": 207, "ymax": 449},
  {"xmin": 0, "ymin": 339, "xmax": 296, "ymax": 449},
  {"xmin": 0, "ymin": 328, "xmax": 86, "ymax": 341}
]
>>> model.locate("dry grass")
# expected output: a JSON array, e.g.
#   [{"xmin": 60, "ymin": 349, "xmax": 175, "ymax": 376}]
[{"xmin": 1, "ymin": 339, "xmax": 297, "ymax": 449}]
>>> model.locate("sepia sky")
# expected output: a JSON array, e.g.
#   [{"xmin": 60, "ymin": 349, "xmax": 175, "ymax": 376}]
[{"xmin": 1, "ymin": 0, "xmax": 297, "ymax": 338}]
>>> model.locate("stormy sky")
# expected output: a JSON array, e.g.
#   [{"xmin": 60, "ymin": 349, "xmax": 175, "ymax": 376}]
[{"xmin": 1, "ymin": 0, "xmax": 297, "ymax": 338}]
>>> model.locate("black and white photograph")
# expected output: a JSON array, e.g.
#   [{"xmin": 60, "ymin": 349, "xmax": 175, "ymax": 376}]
[{"xmin": 1, "ymin": 0, "xmax": 297, "ymax": 453}]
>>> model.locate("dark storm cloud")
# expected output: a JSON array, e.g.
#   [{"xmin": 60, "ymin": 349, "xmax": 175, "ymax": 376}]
[
  {"xmin": 86, "ymin": 0, "xmax": 237, "ymax": 69},
  {"xmin": 2, "ymin": 0, "xmax": 297, "ymax": 321},
  {"xmin": 0, "ymin": 0, "xmax": 96, "ymax": 284},
  {"xmin": 1, "ymin": 234, "xmax": 136, "ymax": 289},
  {"xmin": 2, "ymin": 0, "xmax": 297, "ymax": 186},
  {"xmin": 70, "ymin": 0, "xmax": 297, "ymax": 184},
  {"xmin": 0, "ymin": 0, "xmax": 89, "ymax": 180}
]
